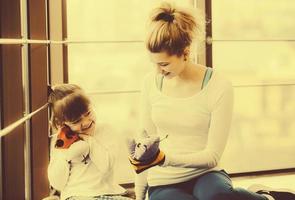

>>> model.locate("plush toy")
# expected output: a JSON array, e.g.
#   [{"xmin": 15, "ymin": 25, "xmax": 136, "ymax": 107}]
[
  {"xmin": 55, "ymin": 126, "xmax": 80, "ymax": 149},
  {"xmin": 127, "ymin": 130, "xmax": 168, "ymax": 174}
]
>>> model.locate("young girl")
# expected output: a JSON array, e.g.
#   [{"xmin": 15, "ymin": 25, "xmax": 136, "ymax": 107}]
[{"xmin": 47, "ymin": 84, "xmax": 132, "ymax": 200}]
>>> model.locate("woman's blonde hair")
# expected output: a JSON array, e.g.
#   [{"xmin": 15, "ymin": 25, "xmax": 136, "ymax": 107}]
[
  {"xmin": 48, "ymin": 84, "xmax": 90, "ymax": 129},
  {"xmin": 146, "ymin": 2, "xmax": 205, "ymax": 56}
]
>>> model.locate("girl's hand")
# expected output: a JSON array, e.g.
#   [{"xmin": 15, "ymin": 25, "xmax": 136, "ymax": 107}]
[
  {"xmin": 55, "ymin": 126, "xmax": 79, "ymax": 149},
  {"xmin": 65, "ymin": 140, "xmax": 90, "ymax": 163},
  {"xmin": 79, "ymin": 133, "xmax": 91, "ymax": 141}
]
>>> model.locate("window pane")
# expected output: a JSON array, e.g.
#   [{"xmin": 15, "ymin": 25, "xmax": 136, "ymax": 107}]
[
  {"xmin": 212, "ymin": 41, "xmax": 295, "ymax": 84},
  {"xmin": 0, "ymin": 0, "xmax": 21, "ymax": 38},
  {"xmin": 0, "ymin": 44, "xmax": 25, "ymax": 199},
  {"xmin": 67, "ymin": 0, "xmax": 193, "ymax": 41},
  {"xmin": 212, "ymin": 0, "xmax": 295, "ymax": 40},
  {"xmin": 68, "ymin": 43, "xmax": 153, "ymax": 92},
  {"xmin": 221, "ymin": 85, "xmax": 295, "ymax": 173},
  {"xmin": 212, "ymin": 1, "xmax": 295, "ymax": 173}
]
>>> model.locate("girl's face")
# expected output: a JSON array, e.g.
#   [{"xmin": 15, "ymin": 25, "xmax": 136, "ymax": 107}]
[
  {"xmin": 150, "ymin": 51, "xmax": 186, "ymax": 79},
  {"xmin": 64, "ymin": 108, "xmax": 96, "ymax": 136}
]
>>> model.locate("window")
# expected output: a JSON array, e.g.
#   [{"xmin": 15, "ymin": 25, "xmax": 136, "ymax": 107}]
[
  {"xmin": 0, "ymin": 0, "xmax": 64, "ymax": 199},
  {"xmin": 211, "ymin": 0, "xmax": 295, "ymax": 173}
]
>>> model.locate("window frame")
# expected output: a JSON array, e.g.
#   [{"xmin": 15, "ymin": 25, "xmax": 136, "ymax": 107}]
[{"xmin": 207, "ymin": 0, "xmax": 295, "ymax": 176}]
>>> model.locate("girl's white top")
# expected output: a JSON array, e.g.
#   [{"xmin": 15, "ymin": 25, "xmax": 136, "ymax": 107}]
[
  {"xmin": 48, "ymin": 124, "xmax": 126, "ymax": 200},
  {"xmin": 135, "ymin": 70, "xmax": 234, "ymax": 199}
]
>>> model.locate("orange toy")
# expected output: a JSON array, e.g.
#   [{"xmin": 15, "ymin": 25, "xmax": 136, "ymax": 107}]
[{"xmin": 55, "ymin": 126, "xmax": 80, "ymax": 149}]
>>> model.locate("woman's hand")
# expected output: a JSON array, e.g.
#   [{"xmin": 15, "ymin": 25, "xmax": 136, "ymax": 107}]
[{"xmin": 127, "ymin": 135, "xmax": 166, "ymax": 173}]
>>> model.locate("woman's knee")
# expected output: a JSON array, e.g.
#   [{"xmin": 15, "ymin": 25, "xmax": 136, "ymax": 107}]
[
  {"xmin": 193, "ymin": 171, "xmax": 234, "ymax": 200},
  {"xmin": 197, "ymin": 187, "xmax": 252, "ymax": 200},
  {"xmin": 196, "ymin": 187, "xmax": 234, "ymax": 200}
]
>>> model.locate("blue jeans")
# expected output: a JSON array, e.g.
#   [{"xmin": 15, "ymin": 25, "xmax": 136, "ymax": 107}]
[
  {"xmin": 148, "ymin": 170, "xmax": 268, "ymax": 200},
  {"xmin": 66, "ymin": 195, "xmax": 132, "ymax": 200}
]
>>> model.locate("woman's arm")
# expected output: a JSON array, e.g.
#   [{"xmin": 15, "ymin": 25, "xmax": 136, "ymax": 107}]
[
  {"xmin": 134, "ymin": 74, "xmax": 157, "ymax": 200},
  {"xmin": 135, "ymin": 170, "xmax": 148, "ymax": 200},
  {"xmin": 163, "ymin": 81, "xmax": 234, "ymax": 168},
  {"xmin": 140, "ymin": 74, "xmax": 157, "ymax": 136}
]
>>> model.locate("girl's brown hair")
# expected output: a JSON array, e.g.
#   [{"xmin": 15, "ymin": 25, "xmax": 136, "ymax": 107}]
[
  {"xmin": 48, "ymin": 84, "xmax": 90, "ymax": 129},
  {"xmin": 146, "ymin": 2, "xmax": 205, "ymax": 56}
]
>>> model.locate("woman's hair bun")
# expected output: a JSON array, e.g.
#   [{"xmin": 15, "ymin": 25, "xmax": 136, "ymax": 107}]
[{"xmin": 155, "ymin": 12, "xmax": 174, "ymax": 23}]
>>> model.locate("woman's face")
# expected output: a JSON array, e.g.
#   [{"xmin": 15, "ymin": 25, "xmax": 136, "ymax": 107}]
[
  {"xmin": 150, "ymin": 51, "xmax": 186, "ymax": 79},
  {"xmin": 64, "ymin": 107, "xmax": 96, "ymax": 135}
]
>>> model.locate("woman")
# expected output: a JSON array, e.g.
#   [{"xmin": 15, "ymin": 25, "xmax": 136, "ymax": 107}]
[{"xmin": 134, "ymin": 2, "xmax": 294, "ymax": 200}]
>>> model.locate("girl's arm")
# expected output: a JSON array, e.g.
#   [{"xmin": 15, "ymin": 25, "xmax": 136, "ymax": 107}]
[
  {"xmin": 162, "ymin": 81, "xmax": 234, "ymax": 168},
  {"xmin": 88, "ymin": 136, "xmax": 114, "ymax": 174},
  {"xmin": 47, "ymin": 136, "xmax": 70, "ymax": 191},
  {"xmin": 86, "ymin": 123, "xmax": 121, "ymax": 174},
  {"xmin": 48, "ymin": 137, "xmax": 90, "ymax": 190}
]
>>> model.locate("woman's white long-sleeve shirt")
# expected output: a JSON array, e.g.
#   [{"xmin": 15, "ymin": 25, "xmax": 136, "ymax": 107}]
[
  {"xmin": 135, "ymin": 70, "xmax": 233, "ymax": 199},
  {"xmin": 48, "ymin": 124, "xmax": 126, "ymax": 200}
]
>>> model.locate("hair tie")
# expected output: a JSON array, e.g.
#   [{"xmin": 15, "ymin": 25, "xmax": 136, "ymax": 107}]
[
  {"xmin": 47, "ymin": 85, "xmax": 54, "ymax": 97},
  {"xmin": 156, "ymin": 12, "xmax": 175, "ymax": 23}
]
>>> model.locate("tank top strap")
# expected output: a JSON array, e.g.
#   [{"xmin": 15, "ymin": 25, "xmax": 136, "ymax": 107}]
[
  {"xmin": 201, "ymin": 67, "xmax": 213, "ymax": 89},
  {"xmin": 155, "ymin": 74, "xmax": 164, "ymax": 91}
]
